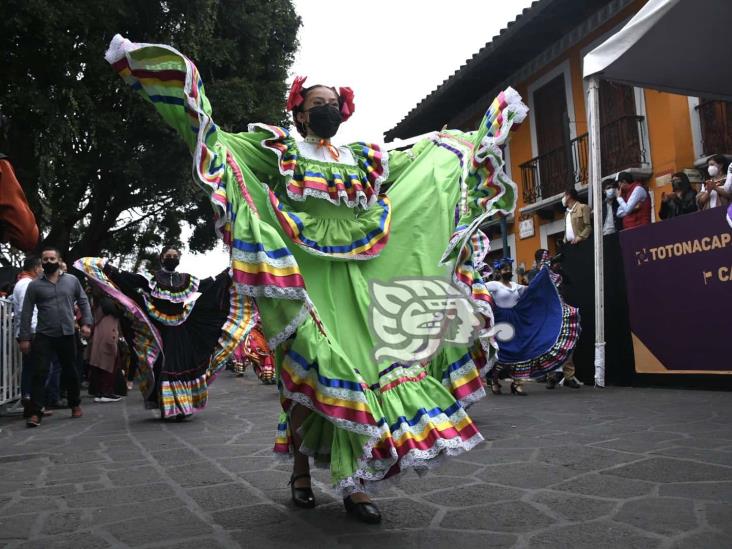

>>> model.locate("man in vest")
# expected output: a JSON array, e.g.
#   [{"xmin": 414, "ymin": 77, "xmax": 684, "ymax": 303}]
[{"xmin": 616, "ymin": 172, "xmax": 651, "ymax": 229}]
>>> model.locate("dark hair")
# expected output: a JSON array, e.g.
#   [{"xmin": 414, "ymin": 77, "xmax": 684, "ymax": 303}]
[
  {"xmin": 41, "ymin": 246, "xmax": 61, "ymax": 258},
  {"xmin": 618, "ymin": 172, "xmax": 634, "ymax": 184},
  {"xmin": 603, "ymin": 179, "xmax": 619, "ymax": 189},
  {"xmin": 292, "ymin": 85, "xmax": 342, "ymax": 138},
  {"xmin": 671, "ymin": 172, "xmax": 692, "ymax": 193},
  {"xmin": 22, "ymin": 255, "xmax": 41, "ymax": 271},
  {"xmin": 160, "ymin": 245, "xmax": 181, "ymax": 258},
  {"xmin": 564, "ymin": 188, "xmax": 579, "ymax": 201},
  {"xmin": 534, "ymin": 248, "xmax": 549, "ymax": 262},
  {"xmin": 708, "ymin": 154, "xmax": 729, "ymax": 172}
]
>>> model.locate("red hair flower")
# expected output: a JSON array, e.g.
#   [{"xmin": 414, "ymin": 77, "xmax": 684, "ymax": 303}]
[
  {"xmin": 338, "ymin": 87, "xmax": 355, "ymax": 121},
  {"xmin": 286, "ymin": 75, "xmax": 307, "ymax": 111}
]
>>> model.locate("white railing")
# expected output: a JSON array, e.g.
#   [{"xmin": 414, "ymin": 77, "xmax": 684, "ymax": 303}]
[{"xmin": 0, "ymin": 297, "xmax": 21, "ymax": 406}]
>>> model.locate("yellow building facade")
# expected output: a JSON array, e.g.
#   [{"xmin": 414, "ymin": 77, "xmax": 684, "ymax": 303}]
[{"xmin": 387, "ymin": 0, "xmax": 730, "ymax": 275}]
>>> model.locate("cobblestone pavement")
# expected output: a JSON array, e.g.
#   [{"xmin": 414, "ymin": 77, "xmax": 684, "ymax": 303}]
[{"xmin": 1, "ymin": 375, "xmax": 731, "ymax": 548}]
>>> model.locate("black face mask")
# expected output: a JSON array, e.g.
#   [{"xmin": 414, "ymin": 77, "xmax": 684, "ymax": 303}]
[
  {"xmin": 306, "ymin": 104, "xmax": 342, "ymax": 139},
  {"xmin": 162, "ymin": 257, "xmax": 179, "ymax": 271},
  {"xmin": 42, "ymin": 262, "xmax": 60, "ymax": 275},
  {"xmin": 501, "ymin": 272, "xmax": 513, "ymax": 281}
]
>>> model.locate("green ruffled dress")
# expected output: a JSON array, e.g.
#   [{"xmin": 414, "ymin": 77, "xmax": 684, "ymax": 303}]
[{"xmin": 105, "ymin": 34, "xmax": 527, "ymax": 494}]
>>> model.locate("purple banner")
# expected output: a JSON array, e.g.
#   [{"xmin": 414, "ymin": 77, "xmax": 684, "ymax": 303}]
[{"xmin": 619, "ymin": 208, "xmax": 732, "ymax": 374}]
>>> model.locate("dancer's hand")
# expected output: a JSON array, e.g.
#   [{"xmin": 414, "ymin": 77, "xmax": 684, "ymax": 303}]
[{"xmin": 19, "ymin": 341, "xmax": 31, "ymax": 354}]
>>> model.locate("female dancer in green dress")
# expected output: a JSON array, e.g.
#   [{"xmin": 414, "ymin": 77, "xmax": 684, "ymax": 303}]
[{"xmin": 104, "ymin": 34, "xmax": 527, "ymax": 523}]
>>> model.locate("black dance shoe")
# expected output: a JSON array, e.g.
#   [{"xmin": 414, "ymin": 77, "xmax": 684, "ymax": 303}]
[
  {"xmin": 289, "ymin": 473, "xmax": 315, "ymax": 508},
  {"xmin": 343, "ymin": 495, "xmax": 382, "ymax": 524}
]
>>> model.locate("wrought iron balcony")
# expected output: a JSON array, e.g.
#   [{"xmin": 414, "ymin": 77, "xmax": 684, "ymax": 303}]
[
  {"xmin": 696, "ymin": 100, "xmax": 732, "ymax": 157},
  {"xmin": 520, "ymin": 115, "xmax": 647, "ymax": 205}
]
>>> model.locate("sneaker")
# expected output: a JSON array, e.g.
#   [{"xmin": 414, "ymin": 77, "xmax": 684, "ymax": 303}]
[
  {"xmin": 71, "ymin": 406, "xmax": 83, "ymax": 418},
  {"xmin": 26, "ymin": 414, "xmax": 41, "ymax": 427},
  {"xmin": 564, "ymin": 377, "xmax": 581, "ymax": 389},
  {"xmin": 97, "ymin": 395, "xmax": 122, "ymax": 403}
]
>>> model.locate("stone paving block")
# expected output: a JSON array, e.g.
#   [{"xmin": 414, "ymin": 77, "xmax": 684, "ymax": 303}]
[
  {"xmin": 45, "ymin": 463, "xmax": 104, "ymax": 481},
  {"xmin": 107, "ymin": 465, "xmax": 162, "ymax": 486},
  {"xmin": 528, "ymin": 520, "xmax": 663, "ymax": 548},
  {"xmin": 211, "ymin": 502, "xmax": 290, "ymax": 531},
  {"xmin": 592, "ymin": 432, "xmax": 683, "ymax": 453},
  {"xmin": 48, "ymin": 451, "xmax": 107, "ymax": 465},
  {"xmin": 151, "ymin": 447, "xmax": 206, "ymax": 466},
  {"xmin": 0, "ymin": 467, "xmax": 44, "ymax": 482},
  {"xmin": 666, "ymin": 436, "xmax": 732, "ymax": 450},
  {"xmin": 21, "ymin": 485, "xmax": 78, "ymax": 498},
  {"xmin": 339, "ymin": 530, "xmax": 518, "ymax": 548},
  {"xmin": 604, "ymin": 457, "xmax": 732, "ymax": 483},
  {"xmin": 0, "ymin": 514, "xmax": 36, "ymax": 541},
  {"xmin": 437, "ymin": 458, "xmax": 486, "ymax": 477},
  {"xmin": 61, "ymin": 483, "xmax": 176, "ymax": 507},
  {"xmin": 166, "ymin": 462, "xmax": 232, "ymax": 488},
  {"xmin": 197, "ymin": 444, "xmax": 263, "ymax": 458},
  {"xmin": 650, "ymin": 447, "xmax": 732, "ymax": 467},
  {"xmin": 530, "ymin": 490, "xmax": 617, "ymax": 522},
  {"xmin": 104, "ymin": 507, "xmax": 213, "ymax": 545},
  {"xmin": 239, "ymin": 469, "xmax": 292, "ymax": 491},
  {"xmin": 478, "ymin": 462, "xmax": 576, "ymax": 489},
  {"xmin": 152, "ymin": 536, "xmax": 231, "ymax": 549},
  {"xmin": 670, "ymin": 531, "xmax": 732, "ymax": 549},
  {"xmin": 78, "ymin": 481, "xmax": 109, "ymax": 492},
  {"xmin": 491, "ymin": 436, "xmax": 574, "ymax": 449},
  {"xmin": 14, "ymin": 531, "xmax": 112, "ymax": 549},
  {"xmin": 217, "ymin": 456, "xmax": 278, "ymax": 473},
  {"xmin": 38, "ymin": 510, "xmax": 86, "ymax": 536},
  {"xmin": 536, "ymin": 445, "xmax": 639, "ymax": 473},
  {"xmin": 88, "ymin": 498, "xmax": 184, "ymax": 525},
  {"xmin": 704, "ymin": 502, "xmax": 732, "ymax": 535},
  {"xmin": 103, "ymin": 449, "xmax": 146, "ymax": 462},
  {"xmin": 441, "ymin": 500, "xmax": 554, "ymax": 532},
  {"xmin": 385, "ymin": 473, "xmax": 472, "ymax": 495},
  {"xmin": 187, "ymin": 483, "xmax": 265, "ymax": 510},
  {"xmin": 422, "ymin": 482, "xmax": 525, "ymax": 507},
  {"xmin": 2, "ymin": 496, "xmax": 62, "ymax": 516},
  {"xmin": 228, "ymin": 527, "xmax": 331, "ymax": 549},
  {"xmin": 659, "ymin": 481, "xmax": 732, "ymax": 502},
  {"xmin": 304, "ymin": 498, "xmax": 438, "ymax": 535},
  {"xmin": 100, "ymin": 459, "xmax": 149, "ymax": 470},
  {"xmin": 457, "ymin": 447, "xmax": 535, "ymax": 465},
  {"xmin": 614, "ymin": 497, "xmax": 697, "ymax": 535},
  {"xmin": 552, "ymin": 474, "xmax": 656, "ymax": 499}
]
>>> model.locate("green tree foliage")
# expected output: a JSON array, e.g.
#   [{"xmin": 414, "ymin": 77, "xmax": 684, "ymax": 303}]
[{"xmin": 0, "ymin": 0, "xmax": 300, "ymax": 264}]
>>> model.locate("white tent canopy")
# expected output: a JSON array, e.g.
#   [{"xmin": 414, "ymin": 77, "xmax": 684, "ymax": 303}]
[
  {"xmin": 582, "ymin": 0, "xmax": 732, "ymax": 387},
  {"xmin": 584, "ymin": 0, "xmax": 732, "ymax": 101}
]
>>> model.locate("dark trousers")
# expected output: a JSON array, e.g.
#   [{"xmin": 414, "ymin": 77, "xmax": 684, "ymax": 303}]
[
  {"xmin": 30, "ymin": 334, "xmax": 81, "ymax": 414},
  {"xmin": 20, "ymin": 351, "xmax": 34, "ymax": 398}
]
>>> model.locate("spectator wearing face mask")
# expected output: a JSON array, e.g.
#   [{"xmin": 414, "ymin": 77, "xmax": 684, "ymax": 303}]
[
  {"xmin": 561, "ymin": 188, "xmax": 591, "ymax": 244},
  {"xmin": 697, "ymin": 155, "xmax": 731, "ymax": 210},
  {"xmin": 659, "ymin": 172, "xmax": 698, "ymax": 220},
  {"xmin": 615, "ymin": 172, "xmax": 651, "ymax": 229},
  {"xmin": 602, "ymin": 180, "xmax": 623, "ymax": 235}
]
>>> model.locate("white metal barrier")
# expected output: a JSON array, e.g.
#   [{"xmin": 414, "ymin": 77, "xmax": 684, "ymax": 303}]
[{"xmin": 0, "ymin": 297, "xmax": 22, "ymax": 406}]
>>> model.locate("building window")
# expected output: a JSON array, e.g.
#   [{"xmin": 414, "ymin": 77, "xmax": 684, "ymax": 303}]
[{"xmin": 696, "ymin": 99, "xmax": 732, "ymax": 157}]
